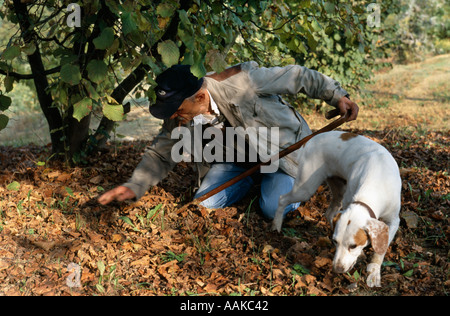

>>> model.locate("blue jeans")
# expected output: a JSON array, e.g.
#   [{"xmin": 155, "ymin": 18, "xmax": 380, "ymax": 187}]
[{"xmin": 194, "ymin": 163, "xmax": 300, "ymax": 219}]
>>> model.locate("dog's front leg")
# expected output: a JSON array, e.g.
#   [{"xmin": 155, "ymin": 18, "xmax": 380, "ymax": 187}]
[
  {"xmin": 364, "ymin": 218, "xmax": 391, "ymax": 287},
  {"xmin": 366, "ymin": 252, "xmax": 384, "ymax": 287}
]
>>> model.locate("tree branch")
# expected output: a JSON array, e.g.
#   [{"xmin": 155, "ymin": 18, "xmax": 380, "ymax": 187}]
[
  {"xmin": 0, "ymin": 66, "xmax": 61, "ymax": 80},
  {"xmin": 221, "ymin": 2, "xmax": 300, "ymax": 34},
  {"xmin": 35, "ymin": 30, "xmax": 77, "ymax": 50}
]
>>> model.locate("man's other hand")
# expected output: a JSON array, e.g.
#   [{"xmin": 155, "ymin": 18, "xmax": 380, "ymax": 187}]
[{"xmin": 98, "ymin": 186, "xmax": 136, "ymax": 205}]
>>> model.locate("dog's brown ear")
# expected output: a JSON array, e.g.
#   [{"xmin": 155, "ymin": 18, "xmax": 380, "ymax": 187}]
[{"xmin": 365, "ymin": 219, "xmax": 389, "ymax": 254}]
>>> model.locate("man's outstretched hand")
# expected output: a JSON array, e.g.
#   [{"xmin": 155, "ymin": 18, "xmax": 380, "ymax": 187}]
[
  {"xmin": 337, "ymin": 96, "xmax": 359, "ymax": 121},
  {"xmin": 98, "ymin": 186, "xmax": 136, "ymax": 205}
]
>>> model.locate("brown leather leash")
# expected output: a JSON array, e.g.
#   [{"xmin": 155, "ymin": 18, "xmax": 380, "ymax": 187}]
[{"xmin": 178, "ymin": 110, "xmax": 350, "ymax": 211}]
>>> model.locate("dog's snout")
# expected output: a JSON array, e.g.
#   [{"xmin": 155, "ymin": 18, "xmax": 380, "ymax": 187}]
[{"xmin": 333, "ymin": 263, "xmax": 346, "ymax": 274}]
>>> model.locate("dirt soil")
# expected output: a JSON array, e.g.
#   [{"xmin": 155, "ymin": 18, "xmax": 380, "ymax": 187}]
[{"xmin": 0, "ymin": 127, "xmax": 448, "ymax": 296}]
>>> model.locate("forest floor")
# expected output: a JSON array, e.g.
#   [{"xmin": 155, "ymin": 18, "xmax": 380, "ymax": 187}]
[{"xmin": 0, "ymin": 55, "xmax": 448, "ymax": 296}]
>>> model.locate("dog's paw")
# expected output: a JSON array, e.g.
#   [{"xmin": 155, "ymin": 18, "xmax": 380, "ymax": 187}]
[
  {"xmin": 366, "ymin": 273, "xmax": 381, "ymax": 287},
  {"xmin": 271, "ymin": 214, "xmax": 283, "ymax": 232},
  {"xmin": 271, "ymin": 221, "xmax": 281, "ymax": 232},
  {"xmin": 366, "ymin": 263, "xmax": 381, "ymax": 287}
]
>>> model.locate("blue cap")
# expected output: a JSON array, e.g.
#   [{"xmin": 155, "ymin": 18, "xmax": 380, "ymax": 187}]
[{"xmin": 149, "ymin": 65, "xmax": 204, "ymax": 119}]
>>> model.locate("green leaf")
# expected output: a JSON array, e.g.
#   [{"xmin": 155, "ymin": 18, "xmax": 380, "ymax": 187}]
[
  {"xmin": 118, "ymin": 216, "xmax": 139, "ymax": 231},
  {"xmin": 0, "ymin": 114, "xmax": 9, "ymax": 131},
  {"xmin": 65, "ymin": 187, "xmax": 74, "ymax": 197},
  {"xmin": 121, "ymin": 12, "xmax": 137, "ymax": 35},
  {"xmin": 0, "ymin": 95, "xmax": 12, "ymax": 111},
  {"xmin": 181, "ymin": 51, "xmax": 194, "ymax": 66},
  {"xmin": 323, "ymin": 2, "xmax": 336, "ymax": 14},
  {"xmin": 106, "ymin": 95, "xmax": 119, "ymax": 105},
  {"xmin": 93, "ymin": 27, "xmax": 115, "ymax": 50},
  {"xmin": 7, "ymin": 181, "xmax": 20, "ymax": 191},
  {"xmin": 97, "ymin": 261, "xmax": 105, "ymax": 276},
  {"xmin": 291, "ymin": 263, "xmax": 310, "ymax": 276},
  {"xmin": 178, "ymin": 28, "xmax": 195, "ymax": 50},
  {"xmin": 82, "ymin": 80, "xmax": 101, "ymax": 101},
  {"xmin": 206, "ymin": 50, "xmax": 227, "ymax": 73},
  {"xmin": 60, "ymin": 54, "xmax": 78, "ymax": 66},
  {"xmin": 135, "ymin": 11, "xmax": 152, "ymax": 32},
  {"xmin": 1, "ymin": 46, "xmax": 20, "ymax": 60},
  {"xmin": 119, "ymin": 216, "xmax": 132, "ymax": 225},
  {"xmin": 87, "ymin": 60, "xmax": 108, "ymax": 83},
  {"xmin": 22, "ymin": 43, "xmax": 36, "ymax": 56},
  {"xmin": 178, "ymin": 9, "xmax": 191, "ymax": 27},
  {"xmin": 353, "ymin": 270, "xmax": 360, "ymax": 281},
  {"xmin": 103, "ymin": 103, "xmax": 123, "ymax": 121},
  {"xmin": 306, "ymin": 32, "xmax": 318, "ymax": 51},
  {"xmin": 96, "ymin": 283, "xmax": 105, "ymax": 293},
  {"xmin": 73, "ymin": 98, "xmax": 92, "ymax": 121},
  {"xmin": 403, "ymin": 269, "xmax": 414, "ymax": 277},
  {"xmin": 157, "ymin": 3, "xmax": 174, "ymax": 18},
  {"xmin": 157, "ymin": 40, "xmax": 180, "ymax": 67},
  {"xmin": 211, "ymin": 1, "xmax": 222, "ymax": 14},
  {"xmin": 104, "ymin": 0, "xmax": 120, "ymax": 14},
  {"xmin": 60, "ymin": 64, "xmax": 81, "ymax": 85},
  {"xmin": 147, "ymin": 203, "xmax": 162, "ymax": 220},
  {"xmin": 4, "ymin": 76, "xmax": 14, "ymax": 93},
  {"xmin": 190, "ymin": 51, "xmax": 206, "ymax": 78},
  {"xmin": 107, "ymin": 38, "xmax": 120, "ymax": 56}
]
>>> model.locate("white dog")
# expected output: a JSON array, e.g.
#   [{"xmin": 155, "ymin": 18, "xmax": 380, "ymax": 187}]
[{"xmin": 272, "ymin": 131, "xmax": 401, "ymax": 287}]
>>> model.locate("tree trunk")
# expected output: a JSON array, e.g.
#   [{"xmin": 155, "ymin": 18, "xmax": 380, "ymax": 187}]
[
  {"xmin": 64, "ymin": 86, "xmax": 92, "ymax": 162},
  {"xmin": 12, "ymin": 0, "xmax": 65, "ymax": 155}
]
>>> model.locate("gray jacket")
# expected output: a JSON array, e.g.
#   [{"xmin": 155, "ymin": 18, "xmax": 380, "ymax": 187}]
[{"xmin": 123, "ymin": 61, "xmax": 348, "ymax": 199}]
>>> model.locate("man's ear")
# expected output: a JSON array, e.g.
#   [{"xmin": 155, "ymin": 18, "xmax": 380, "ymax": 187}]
[
  {"xmin": 195, "ymin": 89, "xmax": 207, "ymax": 103},
  {"xmin": 364, "ymin": 219, "xmax": 389, "ymax": 254}
]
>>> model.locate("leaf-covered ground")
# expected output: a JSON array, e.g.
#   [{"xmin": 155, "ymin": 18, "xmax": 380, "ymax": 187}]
[{"xmin": 0, "ymin": 128, "xmax": 448, "ymax": 296}]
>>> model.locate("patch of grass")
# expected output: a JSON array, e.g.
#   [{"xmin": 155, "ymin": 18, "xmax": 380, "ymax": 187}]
[
  {"xmin": 304, "ymin": 54, "xmax": 450, "ymax": 132},
  {"xmin": 161, "ymin": 251, "xmax": 187, "ymax": 263}
]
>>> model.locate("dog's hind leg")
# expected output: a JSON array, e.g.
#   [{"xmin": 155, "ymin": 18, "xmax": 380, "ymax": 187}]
[
  {"xmin": 272, "ymin": 168, "xmax": 327, "ymax": 232},
  {"xmin": 272, "ymin": 190, "xmax": 299, "ymax": 232},
  {"xmin": 325, "ymin": 176, "xmax": 346, "ymax": 227}
]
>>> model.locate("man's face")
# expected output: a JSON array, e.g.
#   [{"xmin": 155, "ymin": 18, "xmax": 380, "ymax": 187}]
[{"xmin": 169, "ymin": 89, "xmax": 209, "ymax": 125}]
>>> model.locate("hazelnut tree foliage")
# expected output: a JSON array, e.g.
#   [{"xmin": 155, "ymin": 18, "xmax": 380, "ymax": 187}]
[{"xmin": 0, "ymin": 0, "xmax": 396, "ymax": 161}]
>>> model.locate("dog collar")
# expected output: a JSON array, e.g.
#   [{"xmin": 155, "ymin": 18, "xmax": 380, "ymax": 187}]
[{"xmin": 352, "ymin": 201, "xmax": 377, "ymax": 219}]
